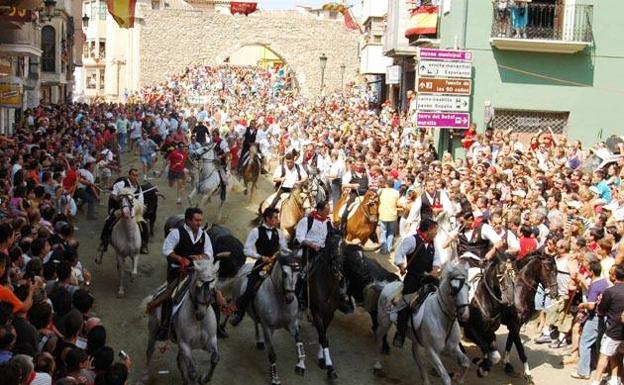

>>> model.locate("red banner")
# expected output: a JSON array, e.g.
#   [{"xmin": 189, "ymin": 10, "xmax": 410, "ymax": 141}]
[
  {"xmin": 230, "ymin": 2, "xmax": 257, "ymax": 16},
  {"xmin": 343, "ymin": 9, "xmax": 361, "ymax": 32}
]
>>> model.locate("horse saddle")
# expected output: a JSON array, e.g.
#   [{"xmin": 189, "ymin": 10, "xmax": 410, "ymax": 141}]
[
  {"xmin": 335, "ymin": 196, "xmax": 364, "ymax": 221},
  {"xmin": 144, "ymin": 276, "xmax": 192, "ymax": 314},
  {"xmin": 264, "ymin": 192, "xmax": 291, "ymax": 211}
]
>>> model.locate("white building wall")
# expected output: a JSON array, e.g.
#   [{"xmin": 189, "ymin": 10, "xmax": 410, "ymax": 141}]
[
  {"xmin": 361, "ymin": 0, "xmax": 387, "ymax": 24},
  {"xmin": 359, "ymin": 44, "xmax": 392, "ymax": 74}
]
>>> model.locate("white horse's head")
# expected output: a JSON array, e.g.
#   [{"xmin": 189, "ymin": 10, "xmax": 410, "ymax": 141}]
[
  {"xmin": 190, "ymin": 259, "xmax": 220, "ymax": 321},
  {"xmin": 441, "ymin": 264, "xmax": 470, "ymax": 322},
  {"xmin": 118, "ymin": 187, "xmax": 144, "ymax": 219}
]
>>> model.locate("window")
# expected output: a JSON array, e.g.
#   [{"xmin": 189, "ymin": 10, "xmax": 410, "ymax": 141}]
[
  {"xmin": 41, "ymin": 26, "xmax": 56, "ymax": 72},
  {"xmin": 86, "ymin": 70, "xmax": 97, "ymax": 89},
  {"xmin": 491, "ymin": 108, "xmax": 569, "ymax": 134},
  {"xmin": 99, "ymin": 1, "xmax": 107, "ymax": 20},
  {"xmin": 99, "ymin": 68, "xmax": 105, "ymax": 89},
  {"xmin": 98, "ymin": 40, "xmax": 106, "ymax": 59},
  {"xmin": 83, "ymin": 40, "xmax": 89, "ymax": 58},
  {"xmin": 90, "ymin": 1, "xmax": 97, "ymax": 22}
]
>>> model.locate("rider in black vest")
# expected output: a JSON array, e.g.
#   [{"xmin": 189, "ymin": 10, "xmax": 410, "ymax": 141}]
[
  {"xmin": 98, "ymin": 168, "xmax": 149, "ymax": 256},
  {"xmin": 238, "ymin": 120, "xmax": 257, "ymax": 173},
  {"xmin": 340, "ymin": 157, "xmax": 369, "ymax": 231},
  {"xmin": 393, "ymin": 218, "xmax": 441, "ymax": 348},
  {"xmin": 454, "ymin": 210, "xmax": 500, "ymax": 267},
  {"xmin": 230, "ymin": 207, "xmax": 286, "ymax": 327},
  {"xmin": 158, "ymin": 207, "xmax": 221, "ymax": 339}
]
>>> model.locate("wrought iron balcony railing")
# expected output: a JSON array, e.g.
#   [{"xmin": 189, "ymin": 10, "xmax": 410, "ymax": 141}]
[{"xmin": 491, "ymin": 3, "xmax": 593, "ymax": 43}]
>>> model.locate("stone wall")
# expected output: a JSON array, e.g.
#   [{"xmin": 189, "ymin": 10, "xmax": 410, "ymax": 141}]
[{"xmin": 139, "ymin": 9, "xmax": 360, "ymax": 96}]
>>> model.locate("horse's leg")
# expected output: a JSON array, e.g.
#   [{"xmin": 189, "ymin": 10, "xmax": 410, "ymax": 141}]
[
  {"xmin": 427, "ymin": 343, "xmax": 453, "ymax": 385},
  {"xmin": 510, "ymin": 325, "xmax": 533, "ymax": 383},
  {"xmin": 250, "ymin": 181, "xmax": 257, "ymax": 202},
  {"xmin": 254, "ymin": 320, "xmax": 265, "ymax": 350},
  {"xmin": 200, "ymin": 334, "xmax": 219, "ymax": 384},
  {"xmin": 145, "ymin": 312, "xmax": 158, "ymax": 381},
  {"xmin": 502, "ymin": 333, "xmax": 515, "ymax": 374},
  {"xmin": 463, "ymin": 321, "xmax": 493, "ymax": 376},
  {"xmin": 287, "ymin": 320, "xmax": 306, "ymax": 376},
  {"xmin": 131, "ymin": 254, "xmax": 139, "ymax": 282},
  {"xmin": 116, "ymin": 255, "xmax": 125, "ymax": 298},
  {"xmin": 217, "ymin": 197, "xmax": 224, "ymax": 223},
  {"xmin": 314, "ymin": 314, "xmax": 337, "ymax": 380},
  {"xmin": 177, "ymin": 343, "xmax": 197, "ymax": 385},
  {"xmin": 451, "ymin": 341, "xmax": 472, "ymax": 385},
  {"xmin": 261, "ymin": 325, "xmax": 281, "ymax": 385},
  {"xmin": 373, "ymin": 306, "xmax": 392, "ymax": 377},
  {"xmin": 187, "ymin": 185, "xmax": 197, "ymax": 205},
  {"xmin": 412, "ymin": 343, "xmax": 432, "ymax": 385}
]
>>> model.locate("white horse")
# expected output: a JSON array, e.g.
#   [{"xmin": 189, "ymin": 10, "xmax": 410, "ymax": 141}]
[
  {"xmin": 374, "ymin": 264, "xmax": 471, "ymax": 385},
  {"xmin": 229, "ymin": 256, "xmax": 304, "ymax": 385},
  {"xmin": 187, "ymin": 144, "xmax": 228, "ymax": 221},
  {"xmin": 110, "ymin": 188, "xmax": 143, "ymax": 298},
  {"xmin": 145, "ymin": 259, "xmax": 221, "ymax": 385}
]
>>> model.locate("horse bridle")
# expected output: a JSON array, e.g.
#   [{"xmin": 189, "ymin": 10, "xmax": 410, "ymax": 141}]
[
  {"xmin": 438, "ymin": 275, "xmax": 470, "ymax": 322},
  {"xmin": 119, "ymin": 194, "xmax": 135, "ymax": 218},
  {"xmin": 518, "ymin": 255, "xmax": 557, "ymax": 295}
]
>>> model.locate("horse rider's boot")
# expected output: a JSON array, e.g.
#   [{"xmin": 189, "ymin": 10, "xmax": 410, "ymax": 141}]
[
  {"xmin": 393, "ymin": 307, "xmax": 410, "ymax": 348},
  {"xmin": 230, "ymin": 272, "xmax": 261, "ymax": 326},
  {"xmin": 139, "ymin": 222, "xmax": 149, "ymax": 254},
  {"xmin": 158, "ymin": 298, "xmax": 173, "ymax": 340},
  {"xmin": 97, "ymin": 215, "xmax": 115, "ymax": 254}
]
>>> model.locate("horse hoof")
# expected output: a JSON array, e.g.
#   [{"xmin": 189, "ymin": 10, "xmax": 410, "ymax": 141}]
[
  {"xmin": 217, "ymin": 326, "xmax": 229, "ymax": 339},
  {"xmin": 477, "ymin": 367, "xmax": 489, "ymax": 378},
  {"xmin": 373, "ymin": 368, "xmax": 385, "ymax": 378},
  {"xmin": 294, "ymin": 366, "xmax": 305, "ymax": 376},
  {"xmin": 525, "ymin": 374, "xmax": 535, "ymax": 385},
  {"xmin": 318, "ymin": 358, "xmax": 326, "ymax": 369},
  {"xmin": 504, "ymin": 363, "xmax": 515, "ymax": 374},
  {"xmin": 117, "ymin": 291, "xmax": 125, "ymax": 298},
  {"xmin": 327, "ymin": 367, "xmax": 337, "ymax": 380},
  {"xmin": 256, "ymin": 342, "xmax": 265, "ymax": 351}
]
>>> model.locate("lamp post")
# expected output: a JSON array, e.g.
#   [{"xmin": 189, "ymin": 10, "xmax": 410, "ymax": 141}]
[
  {"xmin": 340, "ymin": 63, "xmax": 346, "ymax": 90},
  {"xmin": 319, "ymin": 53, "xmax": 327, "ymax": 92},
  {"xmin": 82, "ymin": 14, "xmax": 90, "ymax": 29},
  {"xmin": 43, "ymin": 0, "xmax": 57, "ymax": 21}
]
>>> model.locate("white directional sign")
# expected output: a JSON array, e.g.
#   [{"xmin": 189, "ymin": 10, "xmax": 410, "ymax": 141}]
[
  {"xmin": 417, "ymin": 60, "xmax": 472, "ymax": 78},
  {"xmin": 416, "ymin": 94, "xmax": 471, "ymax": 112}
]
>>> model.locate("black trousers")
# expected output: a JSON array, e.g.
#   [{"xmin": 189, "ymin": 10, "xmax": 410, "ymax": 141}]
[
  {"xmin": 396, "ymin": 274, "xmax": 426, "ymax": 338},
  {"xmin": 340, "ymin": 193, "xmax": 357, "ymax": 229},
  {"xmin": 235, "ymin": 259, "xmax": 268, "ymax": 314}
]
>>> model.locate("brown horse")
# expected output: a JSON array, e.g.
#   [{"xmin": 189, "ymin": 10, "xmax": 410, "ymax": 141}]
[
  {"xmin": 241, "ymin": 144, "xmax": 261, "ymax": 202},
  {"xmin": 258, "ymin": 186, "xmax": 312, "ymax": 240},
  {"xmin": 332, "ymin": 191, "xmax": 379, "ymax": 244}
]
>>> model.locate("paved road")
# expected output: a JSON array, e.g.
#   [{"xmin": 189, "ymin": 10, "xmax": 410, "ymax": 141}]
[{"xmin": 78, "ymin": 155, "xmax": 571, "ymax": 385}]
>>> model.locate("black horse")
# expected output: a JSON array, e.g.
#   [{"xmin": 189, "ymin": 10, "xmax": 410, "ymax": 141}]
[
  {"xmin": 141, "ymin": 182, "xmax": 163, "ymax": 237},
  {"xmin": 308, "ymin": 232, "xmax": 354, "ymax": 380},
  {"xmin": 342, "ymin": 244, "xmax": 399, "ymax": 330},
  {"xmin": 464, "ymin": 252, "xmax": 558, "ymax": 384}
]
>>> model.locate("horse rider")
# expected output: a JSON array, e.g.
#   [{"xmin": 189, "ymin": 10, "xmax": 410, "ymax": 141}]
[
  {"xmin": 339, "ymin": 156, "xmax": 369, "ymax": 231},
  {"xmin": 267, "ymin": 151, "xmax": 307, "ymax": 210},
  {"xmin": 294, "ymin": 200, "xmax": 350, "ymax": 309},
  {"xmin": 210, "ymin": 129, "xmax": 231, "ymax": 196},
  {"xmin": 230, "ymin": 207, "xmax": 290, "ymax": 326},
  {"xmin": 392, "ymin": 218, "xmax": 441, "ymax": 348},
  {"xmin": 98, "ymin": 168, "xmax": 149, "ymax": 256},
  {"xmin": 238, "ymin": 119, "xmax": 258, "ymax": 173},
  {"xmin": 159, "ymin": 207, "xmax": 228, "ymax": 339},
  {"xmin": 444, "ymin": 210, "xmax": 504, "ymax": 299}
]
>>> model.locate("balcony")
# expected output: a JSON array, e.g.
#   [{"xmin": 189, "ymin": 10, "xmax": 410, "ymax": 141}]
[{"xmin": 490, "ymin": 3, "xmax": 593, "ymax": 54}]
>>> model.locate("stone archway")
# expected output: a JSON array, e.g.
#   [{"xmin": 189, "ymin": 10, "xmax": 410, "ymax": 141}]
[
  {"xmin": 215, "ymin": 40, "xmax": 303, "ymax": 91},
  {"xmin": 138, "ymin": 9, "xmax": 360, "ymax": 96}
]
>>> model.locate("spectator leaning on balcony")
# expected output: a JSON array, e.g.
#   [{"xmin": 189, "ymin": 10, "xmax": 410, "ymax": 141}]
[{"xmin": 493, "ymin": 0, "xmax": 511, "ymax": 37}]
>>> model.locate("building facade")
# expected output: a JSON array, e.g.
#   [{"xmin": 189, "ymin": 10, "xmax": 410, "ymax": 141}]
[
  {"xmin": 358, "ymin": 0, "xmax": 392, "ymax": 101},
  {"xmin": 0, "ymin": 0, "xmax": 84, "ymax": 134},
  {"xmin": 400, "ymin": 0, "xmax": 623, "ymax": 152}
]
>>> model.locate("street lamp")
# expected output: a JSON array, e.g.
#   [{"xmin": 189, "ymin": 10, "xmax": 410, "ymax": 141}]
[
  {"xmin": 340, "ymin": 63, "xmax": 346, "ymax": 90},
  {"xmin": 43, "ymin": 0, "xmax": 57, "ymax": 21},
  {"xmin": 82, "ymin": 14, "xmax": 90, "ymax": 29},
  {"xmin": 319, "ymin": 53, "xmax": 327, "ymax": 92}
]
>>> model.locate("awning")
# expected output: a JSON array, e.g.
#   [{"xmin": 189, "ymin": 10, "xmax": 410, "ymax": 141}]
[{"xmin": 0, "ymin": 43, "xmax": 42, "ymax": 58}]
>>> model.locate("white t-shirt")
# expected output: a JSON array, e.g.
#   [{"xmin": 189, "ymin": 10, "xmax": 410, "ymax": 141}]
[{"xmin": 273, "ymin": 164, "xmax": 307, "ymax": 189}]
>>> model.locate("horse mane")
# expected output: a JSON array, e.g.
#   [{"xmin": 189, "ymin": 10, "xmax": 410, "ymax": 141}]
[
  {"xmin": 442, "ymin": 263, "xmax": 468, "ymax": 281},
  {"xmin": 514, "ymin": 250, "xmax": 547, "ymax": 271}
]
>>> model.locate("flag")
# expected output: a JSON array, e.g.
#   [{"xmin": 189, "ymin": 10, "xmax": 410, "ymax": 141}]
[
  {"xmin": 343, "ymin": 8, "xmax": 361, "ymax": 32},
  {"xmin": 106, "ymin": 0, "xmax": 137, "ymax": 28},
  {"xmin": 230, "ymin": 2, "xmax": 257, "ymax": 16},
  {"xmin": 405, "ymin": 5, "xmax": 438, "ymax": 37}
]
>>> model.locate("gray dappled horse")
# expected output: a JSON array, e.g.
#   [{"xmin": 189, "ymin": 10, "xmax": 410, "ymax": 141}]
[
  {"xmin": 374, "ymin": 264, "xmax": 471, "ymax": 385},
  {"xmin": 109, "ymin": 188, "xmax": 142, "ymax": 298},
  {"xmin": 230, "ymin": 255, "xmax": 304, "ymax": 385},
  {"xmin": 145, "ymin": 259, "xmax": 221, "ymax": 385},
  {"xmin": 188, "ymin": 144, "xmax": 227, "ymax": 221}
]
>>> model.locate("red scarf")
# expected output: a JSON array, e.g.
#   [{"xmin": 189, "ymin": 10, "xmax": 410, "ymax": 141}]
[
  {"xmin": 416, "ymin": 229, "xmax": 430, "ymax": 244},
  {"xmin": 311, "ymin": 210, "xmax": 327, "ymax": 221},
  {"xmin": 471, "ymin": 217, "xmax": 484, "ymax": 229}
]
